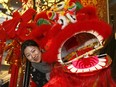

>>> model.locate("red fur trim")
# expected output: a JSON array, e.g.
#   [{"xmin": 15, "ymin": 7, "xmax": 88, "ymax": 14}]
[
  {"xmin": 34, "ymin": 11, "xmax": 49, "ymax": 22},
  {"xmin": 44, "ymin": 67, "xmax": 116, "ymax": 87},
  {"xmin": 77, "ymin": 6, "xmax": 98, "ymax": 21},
  {"xmin": 46, "ymin": 24, "xmax": 62, "ymax": 38},
  {"xmin": 32, "ymin": 25, "xmax": 52, "ymax": 37},
  {"xmin": 30, "ymin": 24, "xmax": 52, "ymax": 48}
]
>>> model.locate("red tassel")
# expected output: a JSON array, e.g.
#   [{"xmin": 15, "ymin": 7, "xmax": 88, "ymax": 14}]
[
  {"xmin": 9, "ymin": 64, "xmax": 19, "ymax": 87},
  {"xmin": 0, "ymin": 25, "xmax": 7, "ymax": 42}
]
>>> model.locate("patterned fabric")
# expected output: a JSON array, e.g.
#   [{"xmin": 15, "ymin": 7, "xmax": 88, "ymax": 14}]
[{"xmin": 30, "ymin": 67, "xmax": 48, "ymax": 87}]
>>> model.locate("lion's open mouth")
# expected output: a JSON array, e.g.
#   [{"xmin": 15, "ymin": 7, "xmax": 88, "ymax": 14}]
[
  {"xmin": 57, "ymin": 31, "xmax": 110, "ymax": 73},
  {"xmin": 58, "ymin": 31, "xmax": 103, "ymax": 63}
]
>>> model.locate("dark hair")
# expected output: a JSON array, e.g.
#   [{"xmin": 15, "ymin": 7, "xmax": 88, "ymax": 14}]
[{"xmin": 21, "ymin": 40, "xmax": 39, "ymax": 57}]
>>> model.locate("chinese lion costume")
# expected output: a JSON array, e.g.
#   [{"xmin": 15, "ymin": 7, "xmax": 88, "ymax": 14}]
[{"xmin": 31, "ymin": 0, "xmax": 116, "ymax": 87}]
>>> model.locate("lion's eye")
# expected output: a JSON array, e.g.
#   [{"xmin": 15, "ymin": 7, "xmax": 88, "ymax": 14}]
[
  {"xmin": 56, "ymin": 2, "xmax": 65, "ymax": 10},
  {"xmin": 70, "ymin": 15, "xmax": 76, "ymax": 20},
  {"xmin": 60, "ymin": 19, "xmax": 64, "ymax": 25},
  {"xmin": 66, "ymin": 13, "xmax": 77, "ymax": 23},
  {"xmin": 58, "ymin": 16, "xmax": 68, "ymax": 29}
]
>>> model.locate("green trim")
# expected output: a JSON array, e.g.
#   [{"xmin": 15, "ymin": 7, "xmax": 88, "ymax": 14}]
[
  {"xmin": 37, "ymin": 18, "xmax": 51, "ymax": 25},
  {"xmin": 75, "ymin": 2, "xmax": 83, "ymax": 10}
]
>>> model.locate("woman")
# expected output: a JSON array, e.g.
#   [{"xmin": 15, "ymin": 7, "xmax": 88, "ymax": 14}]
[{"xmin": 21, "ymin": 40, "xmax": 52, "ymax": 87}]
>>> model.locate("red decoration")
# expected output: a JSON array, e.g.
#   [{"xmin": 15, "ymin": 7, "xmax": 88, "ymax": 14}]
[
  {"xmin": 4, "ymin": 40, "xmax": 22, "ymax": 87},
  {"xmin": 2, "ymin": 8, "xmax": 36, "ymax": 40},
  {"xmin": 16, "ymin": 22, "xmax": 36, "ymax": 42},
  {"xmin": 9, "ymin": 64, "xmax": 19, "ymax": 87},
  {"xmin": 2, "ymin": 11, "xmax": 21, "ymax": 39}
]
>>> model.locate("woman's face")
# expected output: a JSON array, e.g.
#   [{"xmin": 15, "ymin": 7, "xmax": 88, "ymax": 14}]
[{"xmin": 24, "ymin": 46, "xmax": 42, "ymax": 63}]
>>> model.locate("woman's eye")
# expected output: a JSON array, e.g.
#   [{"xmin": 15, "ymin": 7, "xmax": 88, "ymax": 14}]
[
  {"xmin": 32, "ymin": 49, "xmax": 35, "ymax": 53},
  {"xmin": 26, "ymin": 54, "xmax": 30, "ymax": 58}
]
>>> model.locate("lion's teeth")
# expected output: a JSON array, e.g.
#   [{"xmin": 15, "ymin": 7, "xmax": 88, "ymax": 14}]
[
  {"xmin": 89, "ymin": 67, "xmax": 97, "ymax": 71},
  {"xmin": 67, "ymin": 65, "xmax": 74, "ymax": 69},
  {"xmin": 98, "ymin": 58, "xmax": 106, "ymax": 62},
  {"xmin": 98, "ymin": 61, "xmax": 106, "ymax": 66},
  {"xmin": 76, "ymin": 69, "xmax": 83, "ymax": 73},
  {"xmin": 83, "ymin": 68, "xmax": 90, "ymax": 72},
  {"xmin": 70, "ymin": 67, "xmax": 77, "ymax": 72},
  {"xmin": 95, "ymin": 64, "xmax": 102, "ymax": 69}
]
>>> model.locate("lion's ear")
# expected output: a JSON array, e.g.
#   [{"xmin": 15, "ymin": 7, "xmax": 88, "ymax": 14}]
[{"xmin": 77, "ymin": 6, "xmax": 98, "ymax": 21}]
